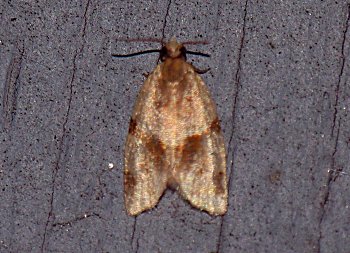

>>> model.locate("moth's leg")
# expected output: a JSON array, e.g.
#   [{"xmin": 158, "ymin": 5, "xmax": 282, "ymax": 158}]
[
  {"xmin": 143, "ymin": 72, "xmax": 150, "ymax": 78},
  {"xmin": 192, "ymin": 66, "xmax": 210, "ymax": 74}
]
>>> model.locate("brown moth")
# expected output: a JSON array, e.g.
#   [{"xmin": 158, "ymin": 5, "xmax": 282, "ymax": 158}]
[{"xmin": 120, "ymin": 38, "xmax": 227, "ymax": 216}]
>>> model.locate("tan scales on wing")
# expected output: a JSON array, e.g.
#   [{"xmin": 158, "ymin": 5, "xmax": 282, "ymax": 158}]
[{"xmin": 124, "ymin": 38, "xmax": 227, "ymax": 216}]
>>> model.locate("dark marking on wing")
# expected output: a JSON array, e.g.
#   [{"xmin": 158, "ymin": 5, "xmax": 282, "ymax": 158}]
[
  {"xmin": 145, "ymin": 135, "xmax": 166, "ymax": 171},
  {"xmin": 210, "ymin": 117, "xmax": 221, "ymax": 132},
  {"xmin": 124, "ymin": 170, "xmax": 136, "ymax": 197},
  {"xmin": 213, "ymin": 170, "xmax": 225, "ymax": 194},
  {"xmin": 128, "ymin": 118, "xmax": 137, "ymax": 135},
  {"xmin": 179, "ymin": 134, "xmax": 203, "ymax": 164}
]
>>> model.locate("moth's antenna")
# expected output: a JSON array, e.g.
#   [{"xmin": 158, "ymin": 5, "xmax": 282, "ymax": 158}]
[
  {"xmin": 112, "ymin": 38, "xmax": 163, "ymax": 58},
  {"xmin": 112, "ymin": 38, "xmax": 210, "ymax": 58},
  {"xmin": 112, "ymin": 49, "xmax": 210, "ymax": 58},
  {"xmin": 112, "ymin": 49, "xmax": 161, "ymax": 58},
  {"xmin": 115, "ymin": 38, "xmax": 163, "ymax": 44},
  {"xmin": 186, "ymin": 51, "xmax": 210, "ymax": 58},
  {"xmin": 182, "ymin": 40, "xmax": 209, "ymax": 45},
  {"xmin": 183, "ymin": 40, "xmax": 210, "ymax": 57}
]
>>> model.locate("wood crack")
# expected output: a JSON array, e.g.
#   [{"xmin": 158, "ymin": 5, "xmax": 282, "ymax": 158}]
[
  {"xmin": 216, "ymin": 0, "xmax": 249, "ymax": 252},
  {"xmin": 40, "ymin": 0, "xmax": 91, "ymax": 251}
]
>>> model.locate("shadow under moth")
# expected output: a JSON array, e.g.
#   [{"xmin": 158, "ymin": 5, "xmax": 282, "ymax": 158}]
[{"xmin": 113, "ymin": 38, "xmax": 227, "ymax": 216}]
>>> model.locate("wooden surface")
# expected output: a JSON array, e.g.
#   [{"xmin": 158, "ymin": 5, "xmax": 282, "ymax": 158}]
[{"xmin": 1, "ymin": 1, "xmax": 349, "ymax": 252}]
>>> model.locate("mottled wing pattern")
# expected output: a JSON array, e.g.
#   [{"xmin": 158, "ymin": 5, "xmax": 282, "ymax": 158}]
[
  {"xmin": 124, "ymin": 66, "xmax": 168, "ymax": 216},
  {"xmin": 173, "ymin": 70, "xmax": 227, "ymax": 215},
  {"xmin": 124, "ymin": 57, "xmax": 227, "ymax": 216}
]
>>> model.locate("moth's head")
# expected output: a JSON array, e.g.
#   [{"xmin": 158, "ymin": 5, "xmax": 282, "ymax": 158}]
[{"xmin": 160, "ymin": 37, "xmax": 186, "ymax": 61}]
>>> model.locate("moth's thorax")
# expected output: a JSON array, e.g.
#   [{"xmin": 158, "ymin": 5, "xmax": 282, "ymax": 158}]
[{"xmin": 160, "ymin": 58, "xmax": 188, "ymax": 83}]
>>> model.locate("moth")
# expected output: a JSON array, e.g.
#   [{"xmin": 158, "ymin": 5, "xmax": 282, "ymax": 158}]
[{"xmin": 114, "ymin": 38, "xmax": 227, "ymax": 216}]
